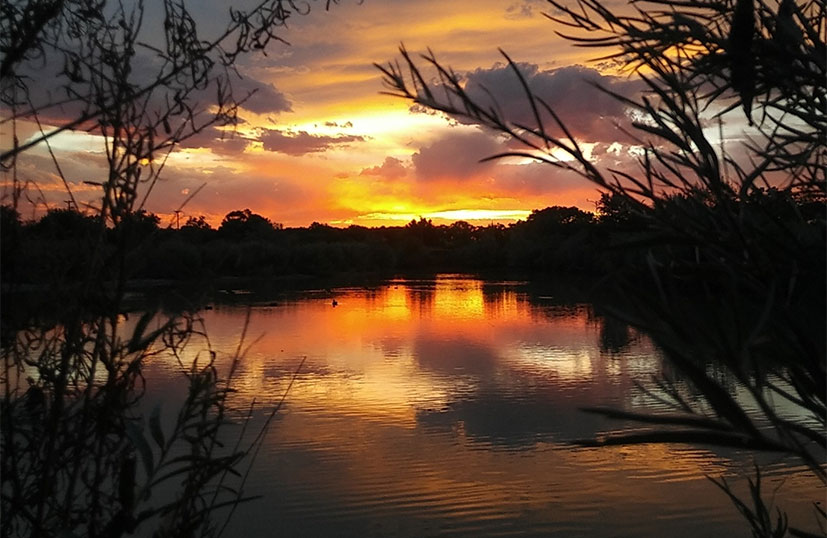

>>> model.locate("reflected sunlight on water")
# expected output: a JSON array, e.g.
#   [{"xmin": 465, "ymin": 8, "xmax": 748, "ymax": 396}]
[{"xmin": 141, "ymin": 275, "xmax": 824, "ymax": 537}]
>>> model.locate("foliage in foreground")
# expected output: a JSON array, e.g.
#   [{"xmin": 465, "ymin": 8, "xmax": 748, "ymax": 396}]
[
  {"xmin": 1, "ymin": 1, "xmax": 338, "ymax": 536},
  {"xmin": 5, "ymin": 187, "xmax": 822, "ymax": 286},
  {"xmin": 376, "ymin": 0, "xmax": 825, "ymax": 535}
]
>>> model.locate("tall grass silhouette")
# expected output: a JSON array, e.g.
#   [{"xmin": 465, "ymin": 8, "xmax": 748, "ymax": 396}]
[
  {"xmin": 377, "ymin": 0, "xmax": 825, "ymax": 534},
  {"xmin": 0, "ymin": 1, "xmax": 338, "ymax": 535}
]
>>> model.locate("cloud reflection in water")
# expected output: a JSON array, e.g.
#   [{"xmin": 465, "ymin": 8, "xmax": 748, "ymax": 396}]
[{"xmin": 142, "ymin": 275, "xmax": 820, "ymax": 537}]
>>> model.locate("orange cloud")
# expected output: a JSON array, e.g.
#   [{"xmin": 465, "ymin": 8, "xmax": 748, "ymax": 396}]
[{"xmin": 8, "ymin": 1, "xmax": 644, "ymax": 226}]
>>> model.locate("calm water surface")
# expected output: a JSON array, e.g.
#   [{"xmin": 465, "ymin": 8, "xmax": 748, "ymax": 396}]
[{"xmin": 143, "ymin": 275, "xmax": 822, "ymax": 537}]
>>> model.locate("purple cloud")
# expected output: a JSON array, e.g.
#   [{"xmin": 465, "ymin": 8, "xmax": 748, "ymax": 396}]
[
  {"xmin": 456, "ymin": 63, "xmax": 644, "ymax": 143},
  {"xmin": 259, "ymin": 129, "xmax": 366, "ymax": 155},
  {"xmin": 234, "ymin": 78, "xmax": 292, "ymax": 115},
  {"xmin": 411, "ymin": 128, "xmax": 504, "ymax": 181},
  {"xmin": 178, "ymin": 126, "xmax": 252, "ymax": 154},
  {"xmin": 360, "ymin": 156, "xmax": 409, "ymax": 179}
]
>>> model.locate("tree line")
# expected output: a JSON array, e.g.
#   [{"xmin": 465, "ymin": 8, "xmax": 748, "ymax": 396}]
[{"xmin": 2, "ymin": 188, "xmax": 821, "ymax": 284}]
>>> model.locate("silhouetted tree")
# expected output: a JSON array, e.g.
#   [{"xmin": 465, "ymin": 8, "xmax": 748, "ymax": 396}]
[
  {"xmin": 179, "ymin": 215, "xmax": 215, "ymax": 244},
  {"xmin": 445, "ymin": 220, "xmax": 475, "ymax": 244},
  {"xmin": 1, "ymin": 1, "xmax": 348, "ymax": 536},
  {"xmin": 183, "ymin": 215, "xmax": 213, "ymax": 231},
  {"xmin": 378, "ymin": 0, "xmax": 825, "ymax": 534},
  {"xmin": 115, "ymin": 209, "xmax": 161, "ymax": 244},
  {"xmin": 595, "ymin": 192, "xmax": 642, "ymax": 228},
  {"xmin": 523, "ymin": 206, "xmax": 593, "ymax": 233},
  {"xmin": 218, "ymin": 208, "xmax": 277, "ymax": 240},
  {"xmin": 405, "ymin": 217, "xmax": 441, "ymax": 247},
  {"xmin": 0, "ymin": 206, "xmax": 22, "ymax": 284},
  {"xmin": 30, "ymin": 208, "xmax": 102, "ymax": 239}
]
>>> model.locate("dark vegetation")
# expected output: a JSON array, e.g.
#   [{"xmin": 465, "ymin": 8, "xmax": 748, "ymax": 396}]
[
  {"xmin": 1, "ymin": 1, "xmax": 341, "ymax": 537},
  {"xmin": 1, "ymin": 0, "xmax": 824, "ymax": 536},
  {"xmin": 5, "ymin": 187, "xmax": 821, "ymax": 284},
  {"xmin": 1, "ymin": 200, "xmax": 588, "ymax": 282},
  {"xmin": 377, "ymin": 0, "xmax": 826, "ymax": 535}
]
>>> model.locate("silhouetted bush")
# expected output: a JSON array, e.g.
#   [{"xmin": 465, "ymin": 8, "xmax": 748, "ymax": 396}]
[
  {"xmin": 0, "ymin": 206, "xmax": 22, "ymax": 283},
  {"xmin": 143, "ymin": 240, "xmax": 204, "ymax": 279},
  {"xmin": 179, "ymin": 216, "xmax": 216, "ymax": 244},
  {"xmin": 218, "ymin": 209, "xmax": 279, "ymax": 241},
  {"xmin": 112, "ymin": 210, "xmax": 161, "ymax": 249},
  {"xmin": 30, "ymin": 208, "xmax": 102, "ymax": 240}
]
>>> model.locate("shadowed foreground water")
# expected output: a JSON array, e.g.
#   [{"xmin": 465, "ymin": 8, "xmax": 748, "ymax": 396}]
[{"xmin": 143, "ymin": 275, "xmax": 823, "ymax": 537}]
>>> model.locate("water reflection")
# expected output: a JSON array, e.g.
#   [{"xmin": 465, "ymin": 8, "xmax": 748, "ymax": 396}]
[{"xmin": 142, "ymin": 275, "xmax": 822, "ymax": 537}]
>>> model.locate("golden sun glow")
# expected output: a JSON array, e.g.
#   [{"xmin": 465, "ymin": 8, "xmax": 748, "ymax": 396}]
[
  {"xmin": 7, "ymin": 1, "xmax": 641, "ymax": 227},
  {"xmin": 347, "ymin": 209, "xmax": 532, "ymax": 225}
]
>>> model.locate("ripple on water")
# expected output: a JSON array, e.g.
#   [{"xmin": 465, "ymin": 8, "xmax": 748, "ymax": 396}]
[{"xmin": 140, "ymin": 277, "xmax": 822, "ymax": 538}]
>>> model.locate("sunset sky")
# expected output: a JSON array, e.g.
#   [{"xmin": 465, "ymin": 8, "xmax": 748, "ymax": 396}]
[{"xmin": 1, "ymin": 0, "xmax": 741, "ymax": 228}]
